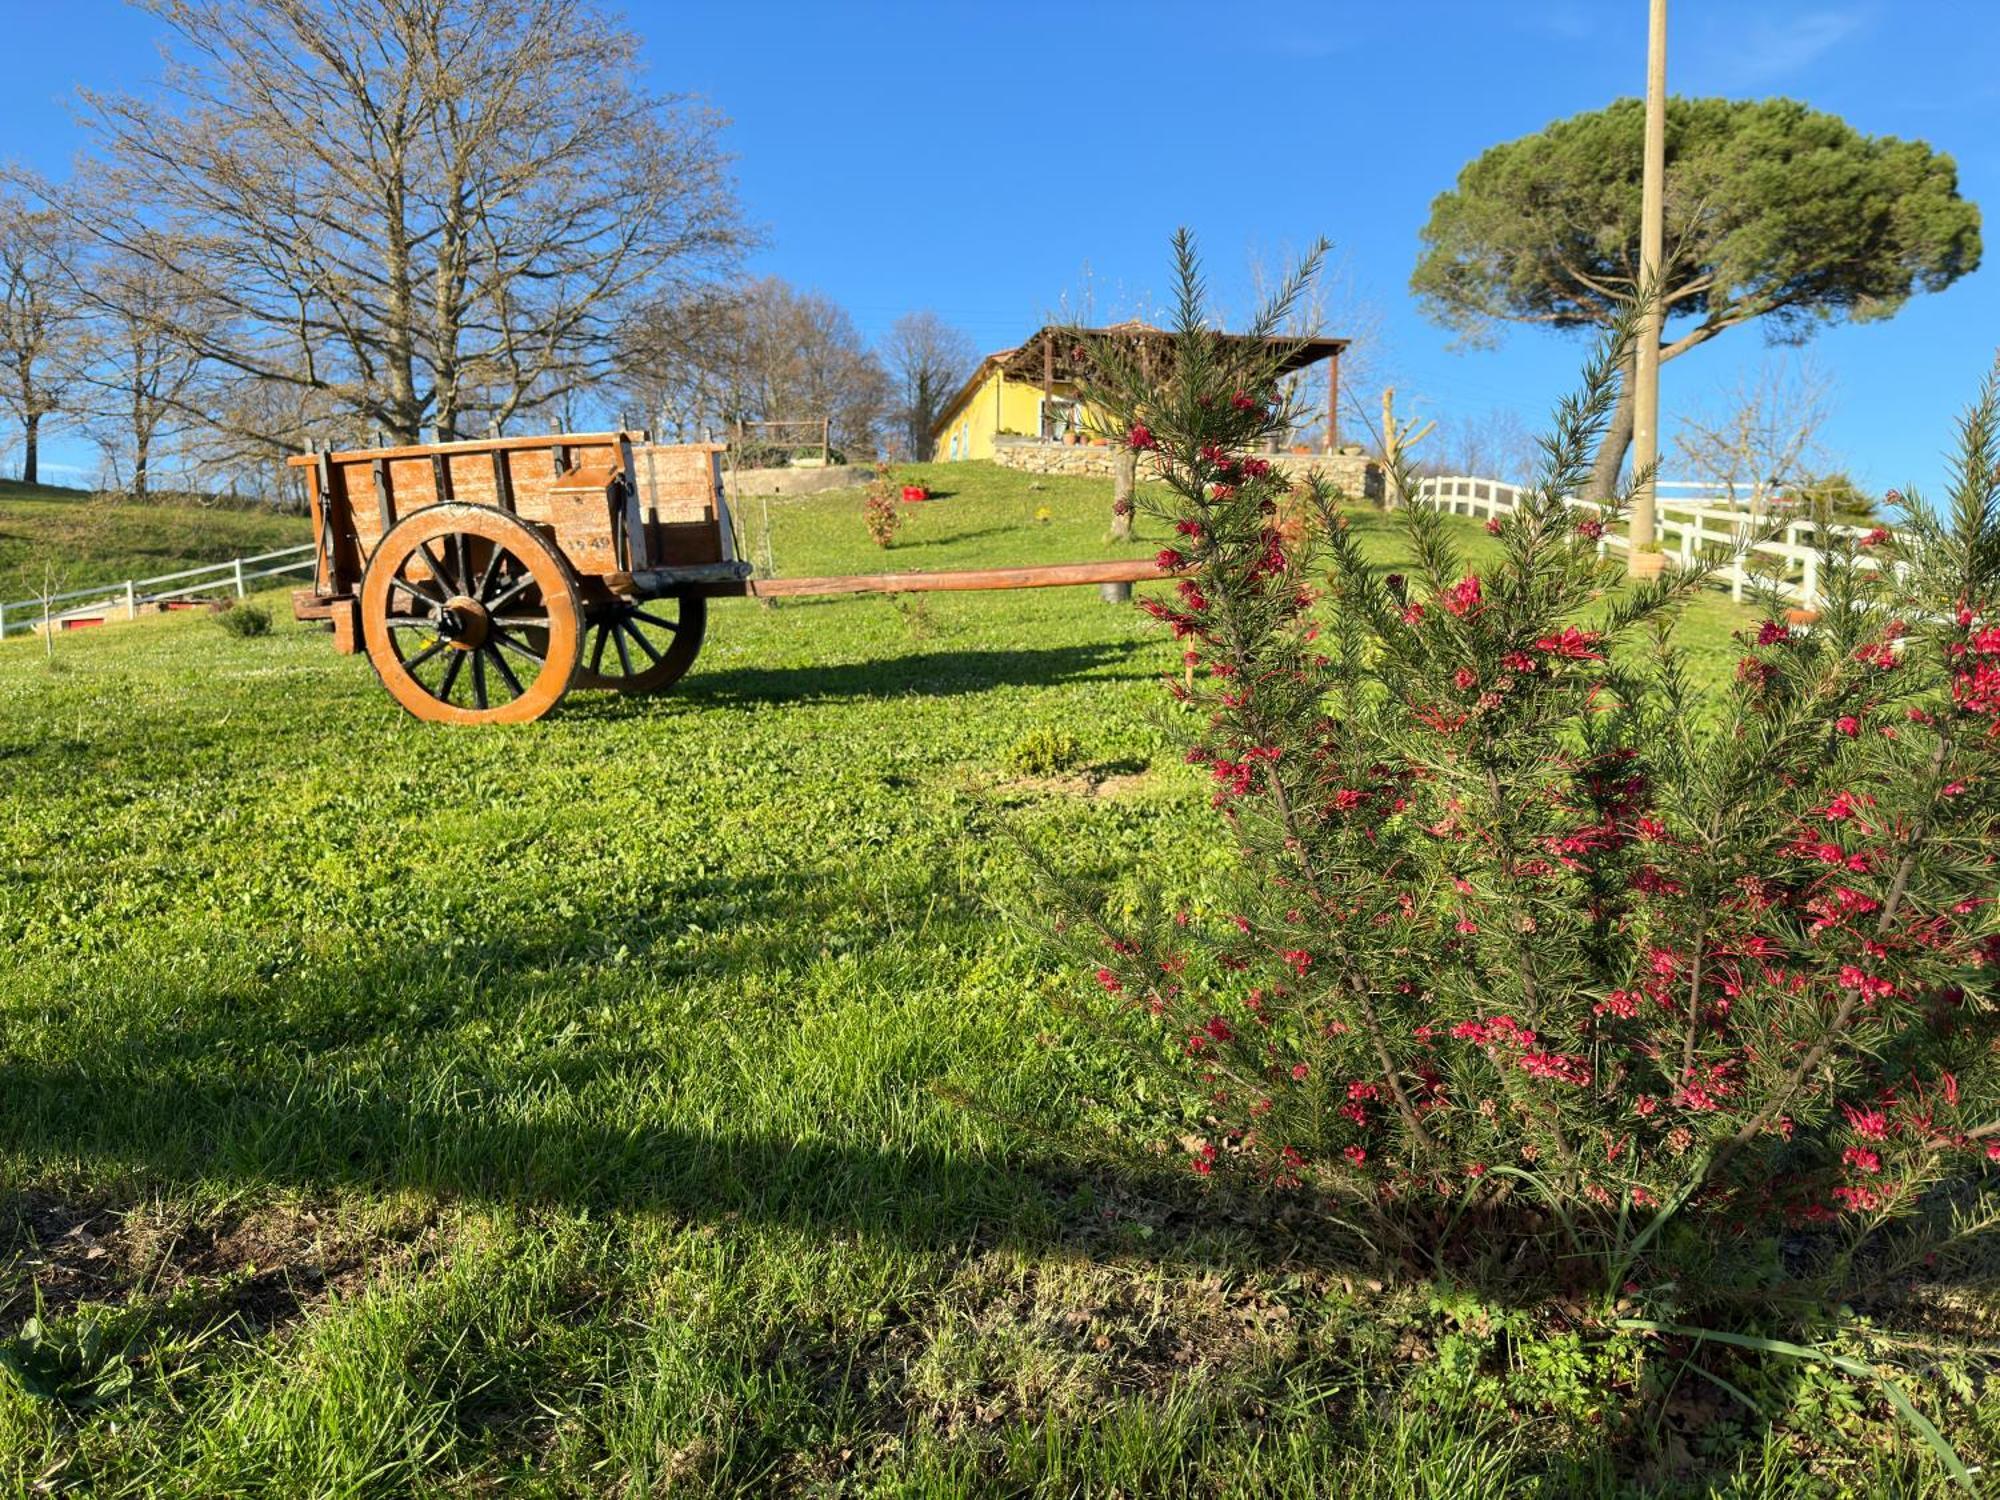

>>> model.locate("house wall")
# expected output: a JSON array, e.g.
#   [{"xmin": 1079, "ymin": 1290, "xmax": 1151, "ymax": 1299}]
[{"xmin": 933, "ymin": 371, "xmax": 1106, "ymax": 461}]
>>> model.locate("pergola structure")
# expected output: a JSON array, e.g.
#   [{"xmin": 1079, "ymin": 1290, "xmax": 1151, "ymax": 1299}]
[{"xmin": 996, "ymin": 319, "xmax": 1351, "ymax": 449}]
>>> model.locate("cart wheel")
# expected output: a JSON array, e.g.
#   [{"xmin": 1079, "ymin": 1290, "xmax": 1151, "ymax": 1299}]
[
  {"xmin": 573, "ymin": 593, "xmax": 707, "ymax": 694},
  {"xmin": 360, "ymin": 504, "xmax": 582, "ymax": 724}
]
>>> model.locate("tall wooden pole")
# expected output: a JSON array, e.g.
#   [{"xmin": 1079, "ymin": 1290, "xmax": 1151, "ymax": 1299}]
[
  {"xmin": 1325, "ymin": 350, "xmax": 1340, "ymax": 453},
  {"xmin": 1628, "ymin": 0, "xmax": 1667, "ymax": 569}
]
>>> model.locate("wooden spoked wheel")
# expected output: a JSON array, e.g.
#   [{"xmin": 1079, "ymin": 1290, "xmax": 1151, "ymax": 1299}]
[
  {"xmin": 573, "ymin": 594, "xmax": 708, "ymax": 694},
  {"xmin": 360, "ymin": 504, "xmax": 582, "ymax": 724}
]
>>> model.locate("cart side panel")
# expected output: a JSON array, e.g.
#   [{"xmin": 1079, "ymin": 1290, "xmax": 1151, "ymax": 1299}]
[
  {"xmin": 635, "ymin": 444, "xmax": 726, "ymax": 567},
  {"xmin": 294, "ymin": 433, "xmax": 652, "ymax": 586},
  {"xmin": 338, "ymin": 437, "xmax": 625, "ymax": 563},
  {"xmin": 545, "ymin": 469, "xmax": 625, "ymax": 577}
]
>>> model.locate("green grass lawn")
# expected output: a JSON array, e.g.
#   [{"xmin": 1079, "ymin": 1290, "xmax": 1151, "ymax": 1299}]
[
  {"xmin": 0, "ymin": 480, "xmax": 308, "ymax": 605},
  {"xmin": 2, "ymin": 463, "xmax": 1989, "ymax": 1495}
]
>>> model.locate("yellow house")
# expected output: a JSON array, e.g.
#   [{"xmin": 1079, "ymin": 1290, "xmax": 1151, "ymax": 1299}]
[{"xmin": 929, "ymin": 319, "xmax": 1350, "ymax": 462}]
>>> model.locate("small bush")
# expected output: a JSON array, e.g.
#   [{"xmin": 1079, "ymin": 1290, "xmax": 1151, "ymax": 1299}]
[
  {"xmin": 216, "ymin": 603, "xmax": 272, "ymax": 638},
  {"xmin": 1006, "ymin": 727, "xmax": 1082, "ymax": 777},
  {"xmin": 889, "ymin": 593, "xmax": 934, "ymax": 641},
  {"xmin": 1055, "ymin": 236, "xmax": 2000, "ymax": 1298},
  {"xmin": 863, "ymin": 462, "xmax": 902, "ymax": 548}
]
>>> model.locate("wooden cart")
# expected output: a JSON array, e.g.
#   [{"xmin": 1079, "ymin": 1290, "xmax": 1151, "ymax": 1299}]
[{"xmin": 290, "ymin": 430, "xmax": 1166, "ymax": 725}]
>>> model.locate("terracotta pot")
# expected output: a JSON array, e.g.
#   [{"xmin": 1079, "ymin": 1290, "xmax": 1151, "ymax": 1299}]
[
  {"xmin": 1290, "ymin": 444, "xmax": 1313, "ymax": 455},
  {"xmin": 1062, "ymin": 432, "xmax": 1080, "ymax": 446},
  {"xmin": 1784, "ymin": 606, "xmax": 1821, "ymax": 628},
  {"xmin": 1626, "ymin": 550, "xmax": 1668, "ymax": 581}
]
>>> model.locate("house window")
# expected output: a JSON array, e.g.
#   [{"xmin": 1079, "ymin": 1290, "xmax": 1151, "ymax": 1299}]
[{"xmin": 1039, "ymin": 398, "xmax": 1079, "ymax": 440}]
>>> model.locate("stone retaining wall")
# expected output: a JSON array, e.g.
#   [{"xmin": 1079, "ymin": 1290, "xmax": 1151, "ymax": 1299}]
[
  {"xmin": 989, "ymin": 439, "xmax": 1382, "ymax": 502},
  {"xmin": 723, "ymin": 463, "xmax": 865, "ymax": 498}
]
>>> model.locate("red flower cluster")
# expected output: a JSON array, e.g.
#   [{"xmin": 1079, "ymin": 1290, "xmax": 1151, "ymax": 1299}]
[
  {"xmin": 1441, "ymin": 575, "xmax": 1484, "ymax": 617},
  {"xmin": 1534, "ymin": 627, "xmax": 1604, "ymax": 661}
]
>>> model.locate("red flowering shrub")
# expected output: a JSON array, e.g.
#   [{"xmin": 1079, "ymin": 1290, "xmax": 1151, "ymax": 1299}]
[
  {"xmin": 862, "ymin": 462, "xmax": 901, "ymax": 548},
  {"xmin": 1063, "ymin": 236, "xmax": 2000, "ymax": 1287}
]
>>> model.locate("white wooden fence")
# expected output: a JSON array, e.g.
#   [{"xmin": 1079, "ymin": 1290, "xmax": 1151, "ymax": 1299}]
[
  {"xmin": 0, "ymin": 543, "xmax": 317, "ymax": 641},
  {"xmin": 1412, "ymin": 477, "xmax": 1894, "ymax": 610}
]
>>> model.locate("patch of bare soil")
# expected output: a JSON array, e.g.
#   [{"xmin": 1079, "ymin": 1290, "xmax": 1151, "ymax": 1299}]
[
  {"xmin": 1, "ymin": 1191, "xmax": 446, "ymax": 1336},
  {"xmin": 881, "ymin": 1249, "xmax": 1310, "ymax": 1441},
  {"xmin": 994, "ymin": 769, "xmax": 1158, "ymax": 802}
]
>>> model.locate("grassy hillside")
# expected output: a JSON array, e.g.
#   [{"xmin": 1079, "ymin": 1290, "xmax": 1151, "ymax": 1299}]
[
  {"xmin": 0, "ymin": 480, "xmax": 308, "ymax": 601},
  {"xmin": 2, "ymin": 464, "xmax": 1988, "ymax": 1494}
]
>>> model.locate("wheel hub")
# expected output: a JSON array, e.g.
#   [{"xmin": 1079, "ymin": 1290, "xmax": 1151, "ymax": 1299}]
[{"xmin": 438, "ymin": 594, "xmax": 491, "ymax": 649}]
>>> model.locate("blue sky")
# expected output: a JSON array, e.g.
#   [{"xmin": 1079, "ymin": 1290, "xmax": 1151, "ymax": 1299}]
[{"xmin": 5, "ymin": 0, "xmax": 1997, "ymax": 491}]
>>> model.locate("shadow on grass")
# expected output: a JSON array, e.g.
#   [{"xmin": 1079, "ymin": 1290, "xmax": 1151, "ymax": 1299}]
[
  {"xmin": 0, "ymin": 862, "xmax": 1959, "ymax": 1490},
  {"xmin": 561, "ymin": 640, "xmax": 1160, "ymax": 719},
  {"xmin": 0, "ymin": 862, "xmax": 1331, "ymax": 1284},
  {"xmin": 875, "ymin": 521, "xmax": 1014, "ymax": 549}
]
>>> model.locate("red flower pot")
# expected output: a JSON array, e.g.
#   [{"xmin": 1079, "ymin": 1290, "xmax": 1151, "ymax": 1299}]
[{"xmin": 900, "ymin": 485, "xmax": 928, "ymax": 503}]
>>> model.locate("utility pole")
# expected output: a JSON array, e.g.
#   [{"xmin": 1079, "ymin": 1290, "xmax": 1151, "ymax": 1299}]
[{"xmin": 1629, "ymin": 0, "xmax": 1667, "ymax": 573}]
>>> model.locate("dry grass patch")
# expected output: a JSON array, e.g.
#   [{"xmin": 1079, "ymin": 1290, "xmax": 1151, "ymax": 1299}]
[{"xmin": 2, "ymin": 1190, "xmax": 450, "ymax": 1338}]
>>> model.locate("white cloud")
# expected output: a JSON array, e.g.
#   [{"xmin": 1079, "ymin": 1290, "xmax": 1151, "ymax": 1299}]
[{"xmin": 1714, "ymin": 7, "xmax": 1868, "ymax": 86}]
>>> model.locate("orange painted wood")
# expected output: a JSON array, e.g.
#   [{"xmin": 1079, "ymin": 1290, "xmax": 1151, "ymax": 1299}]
[
  {"xmin": 747, "ymin": 558, "xmax": 1175, "ymax": 599},
  {"xmin": 291, "ymin": 588, "xmax": 337, "ymax": 620},
  {"xmin": 285, "ymin": 430, "xmax": 632, "ymax": 467},
  {"xmin": 330, "ymin": 597, "xmax": 362, "ymax": 655},
  {"xmin": 291, "ymin": 433, "xmax": 740, "ymax": 599}
]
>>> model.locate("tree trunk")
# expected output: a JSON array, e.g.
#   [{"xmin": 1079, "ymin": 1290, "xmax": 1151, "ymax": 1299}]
[
  {"xmin": 1110, "ymin": 448, "xmax": 1136, "ymax": 541},
  {"xmin": 383, "ymin": 177, "xmax": 422, "ymax": 444},
  {"xmin": 1586, "ymin": 358, "xmax": 1638, "ymax": 501},
  {"xmin": 22, "ymin": 413, "xmax": 38, "ymax": 486}
]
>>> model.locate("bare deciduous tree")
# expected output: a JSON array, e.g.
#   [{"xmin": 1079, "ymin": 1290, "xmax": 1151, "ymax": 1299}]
[
  {"xmin": 615, "ymin": 286, "xmax": 750, "ymax": 443},
  {"xmin": 881, "ymin": 311, "xmax": 975, "ymax": 460},
  {"xmin": 71, "ymin": 246, "xmax": 211, "ymax": 501},
  {"xmin": 191, "ymin": 376, "xmax": 341, "ymax": 506},
  {"xmin": 53, "ymin": 0, "xmax": 749, "ymax": 446},
  {"xmin": 621, "ymin": 278, "xmax": 889, "ymax": 460},
  {"xmin": 1672, "ymin": 355, "xmax": 1833, "ymax": 519},
  {"xmin": 0, "ymin": 196, "xmax": 79, "ymax": 485},
  {"xmin": 1248, "ymin": 247, "xmax": 1386, "ymax": 450},
  {"xmin": 1422, "ymin": 405, "xmax": 1542, "ymax": 483},
  {"xmin": 737, "ymin": 281, "xmax": 889, "ymax": 460}
]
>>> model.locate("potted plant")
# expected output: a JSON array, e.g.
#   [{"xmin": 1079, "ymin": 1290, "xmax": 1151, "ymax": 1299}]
[{"xmin": 1626, "ymin": 539, "xmax": 1667, "ymax": 580}]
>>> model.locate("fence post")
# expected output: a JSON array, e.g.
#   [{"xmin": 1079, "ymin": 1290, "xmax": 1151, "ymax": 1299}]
[
  {"xmin": 126, "ymin": 579, "xmax": 138, "ymax": 620},
  {"xmin": 233, "ymin": 558, "xmax": 246, "ymax": 598},
  {"xmin": 1800, "ymin": 551, "xmax": 1820, "ymax": 611}
]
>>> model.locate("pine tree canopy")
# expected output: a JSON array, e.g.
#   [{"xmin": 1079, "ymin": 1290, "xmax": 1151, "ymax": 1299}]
[{"xmin": 1413, "ymin": 96, "xmax": 1980, "ymax": 360}]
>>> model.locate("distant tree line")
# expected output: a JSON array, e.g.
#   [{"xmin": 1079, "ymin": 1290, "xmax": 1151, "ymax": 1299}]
[{"xmin": 0, "ymin": 0, "xmax": 978, "ymax": 501}]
